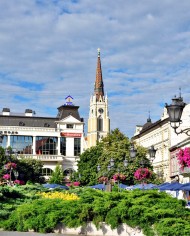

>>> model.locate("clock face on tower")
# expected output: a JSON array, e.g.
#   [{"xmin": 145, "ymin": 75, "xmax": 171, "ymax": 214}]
[{"xmin": 98, "ymin": 108, "xmax": 104, "ymax": 114}]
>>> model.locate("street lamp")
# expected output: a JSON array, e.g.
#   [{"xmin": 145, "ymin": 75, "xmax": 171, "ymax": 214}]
[
  {"xmin": 13, "ymin": 170, "xmax": 19, "ymax": 180},
  {"xmin": 148, "ymin": 145, "xmax": 157, "ymax": 163},
  {"xmin": 97, "ymin": 158, "xmax": 115, "ymax": 191},
  {"xmin": 129, "ymin": 144, "xmax": 137, "ymax": 158},
  {"xmin": 165, "ymin": 93, "xmax": 190, "ymax": 135}
]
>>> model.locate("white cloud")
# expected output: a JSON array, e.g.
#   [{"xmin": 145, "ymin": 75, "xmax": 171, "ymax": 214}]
[{"xmin": 0, "ymin": 0, "xmax": 190, "ymax": 137}]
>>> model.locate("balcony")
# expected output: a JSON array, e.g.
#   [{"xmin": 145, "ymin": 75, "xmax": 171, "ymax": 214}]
[
  {"xmin": 179, "ymin": 167, "xmax": 190, "ymax": 177},
  {"xmin": 18, "ymin": 154, "xmax": 64, "ymax": 161}
]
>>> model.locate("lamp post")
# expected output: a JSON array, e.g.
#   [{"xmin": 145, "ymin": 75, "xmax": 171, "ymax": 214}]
[
  {"xmin": 13, "ymin": 170, "xmax": 19, "ymax": 180},
  {"xmin": 5, "ymin": 149, "xmax": 18, "ymax": 186},
  {"xmin": 165, "ymin": 92, "xmax": 190, "ymax": 136},
  {"xmin": 97, "ymin": 158, "xmax": 115, "ymax": 192},
  {"xmin": 148, "ymin": 145, "xmax": 157, "ymax": 163}
]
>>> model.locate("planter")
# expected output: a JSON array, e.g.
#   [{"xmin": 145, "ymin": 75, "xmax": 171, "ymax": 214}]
[{"xmin": 54, "ymin": 222, "xmax": 144, "ymax": 236}]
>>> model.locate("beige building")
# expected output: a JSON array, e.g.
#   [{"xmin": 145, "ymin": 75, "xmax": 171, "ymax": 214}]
[
  {"xmin": 132, "ymin": 104, "xmax": 190, "ymax": 182},
  {"xmin": 87, "ymin": 49, "xmax": 110, "ymax": 147}
]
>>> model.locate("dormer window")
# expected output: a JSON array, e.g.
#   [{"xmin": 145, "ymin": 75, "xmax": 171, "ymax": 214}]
[{"xmin": 66, "ymin": 124, "xmax": 74, "ymax": 129}]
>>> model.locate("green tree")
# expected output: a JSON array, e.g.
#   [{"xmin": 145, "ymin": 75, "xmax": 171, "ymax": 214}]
[
  {"xmin": 77, "ymin": 128, "xmax": 155, "ymax": 186},
  {"xmin": 49, "ymin": 164, "xmax": 64, "ymax": 184},
  {"xmin": 77, "ymin": 144, "xmax": 103, "ymax": 186},
  {"xmin": 17, "ymin": 158, "xmax": 44, "ymax": 184},
  {"xmin": 0, "ymin": 147, "xmax": 44, "ymax": 184}
]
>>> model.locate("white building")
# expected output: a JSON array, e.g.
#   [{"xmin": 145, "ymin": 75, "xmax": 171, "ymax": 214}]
[
  {"xmin": 132, "ymin": 104, "xmax": 190, "ymax": 183},
  {"xmin": 0, "ymin": 95, "xmax": 86, "ymax": 178}
]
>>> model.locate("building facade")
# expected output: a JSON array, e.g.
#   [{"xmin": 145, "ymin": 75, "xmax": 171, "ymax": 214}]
[
  {"xmin": 132, "ymin": 104, "xmax": 190, "ymax": 183},
  {"xmin": 87, "ymin": 49, "xmax": 110, "ymax": 147},
  {"xmin": 0, "ymin": 96, "xmax": 86, "ymax": 179}
]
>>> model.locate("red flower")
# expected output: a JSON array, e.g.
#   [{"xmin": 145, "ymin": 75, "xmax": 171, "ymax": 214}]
[
  {"xmin": 73, "ymin": 181, "xmax": 80, "ymax": 186},
  {"xmin": 134, "ymin": 168, "xmax": 151, "ymax": 180},
  {"xmin": 14, "ymin": 180, "xmax": 25, "ymax": 185},
  {"xmin": 112, "ymin": 173, "xmax": 126, "ymax": 181}
]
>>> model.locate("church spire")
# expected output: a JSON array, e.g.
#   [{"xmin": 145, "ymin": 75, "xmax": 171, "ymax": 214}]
[{"xmin": 94, "ymin": 48, "xmax": 104, "ymax": 100}]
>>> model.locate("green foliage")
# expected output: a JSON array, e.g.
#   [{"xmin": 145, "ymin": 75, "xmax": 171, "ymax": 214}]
[
  {"xmin": 16, "ymin": 158, "xmax": 44, "ymax": 183},
  {"xmin": 1, "ymin": 186, "xmax": 190, "ymax": 235},
  {"xmin": 0, "ymin": 147, "xmax": 44, "ymax": 184},
  {"xmin": 48, "ymin": 164, "xmax": 64, "ymax": 184},
  {"xmin": 77, "ymin": 144, "xmax": 103, "ymax": 185},
  {"xmin": 78, "ymin": 128, "xmax": 155, "ymax": 186},
  {"xmin": 154, "ymin": 218, "xmax": 190, "ymax": 236}
]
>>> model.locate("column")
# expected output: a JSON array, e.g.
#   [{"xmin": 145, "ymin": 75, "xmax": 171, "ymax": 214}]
[{"xmin": 33, "ymin": 136, "xmax": 36, "ymax": 155}]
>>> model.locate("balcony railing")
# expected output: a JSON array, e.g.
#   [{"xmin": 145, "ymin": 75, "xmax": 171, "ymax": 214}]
[
  {"xmin": 179, "ymin": 167, "xmax": 190, "ymax": 176},
  {"xmin": 18, "ymin": 154, "xmax": 65, "ymax": 161}
]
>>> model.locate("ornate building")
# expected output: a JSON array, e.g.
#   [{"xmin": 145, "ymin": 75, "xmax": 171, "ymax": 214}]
[
  {"xmin": 132, "ymin": 104, "xmax": 190, "ymax": 183},
  {"xmin": 0, "ymin": 96, "xmax": 86, "ymax": 179},
  {"xmin": 87, "ymin": 49, "xmax": 110, "ymax": 147}
]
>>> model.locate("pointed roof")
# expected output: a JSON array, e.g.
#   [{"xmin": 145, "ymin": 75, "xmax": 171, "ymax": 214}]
[{"xmin": 94, "ymin": 48, "xmax": 104, "ymax": 100}]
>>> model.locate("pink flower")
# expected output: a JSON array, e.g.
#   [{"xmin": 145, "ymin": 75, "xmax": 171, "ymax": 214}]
[
  {"xmin": 73, "ymin": 181, "xmax": 80, "ymax": 186},
  {"xmin": 177, "ymin": 148, "xmax": 190, "ymax": 170},
  {"xmin": 14, "ymin": 180, "xmax": 25, "ymax": 185},
  {"xmin": 134, "ymin": 168, "xmax": 151, "ymax": 180},
  {"xmin": 66, "ymin": 183, "xmax": 72, "ymax": 187},
  {"xmin": 5, "ymin": 162, "xmax": 17, "ymax": 170},
  {"xmin": 3, "ymin": 174, "xmax": 10, "ymax": 180}
]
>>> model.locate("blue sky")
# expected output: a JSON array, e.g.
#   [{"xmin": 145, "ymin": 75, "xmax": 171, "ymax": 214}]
[{"xmin": 0, "ymin": 0, "xmax": 190, "ymax": 137}]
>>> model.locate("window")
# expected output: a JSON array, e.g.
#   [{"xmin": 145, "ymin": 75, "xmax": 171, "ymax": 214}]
[
  {"xmin": 60, "ymin": 137, "xmax": 66, "ymax": 155},
  {"xmin": 66, "ymin": 124, "xmax": 74, "ymax": 129},
  {"xmin": 0, "ymin": 135, "xmax": 7, "ymax": 148},
  {"xmin": 97, "ymin": 116, "xmax": 103, "ymax": 131},
  {"xmin": 10, "ymin": 136, "xmax": 33, "ymax": 154},
  {"xmin": 42, "ymin": 168, "xmax": 53, "ymax": 176},
  {"xmin": 36, "ymin": 136, "xmax": 58, "ymax": 155},
  {"xmin": 74, "ymin": 138, "xmax": 81, "ymax": 156}
]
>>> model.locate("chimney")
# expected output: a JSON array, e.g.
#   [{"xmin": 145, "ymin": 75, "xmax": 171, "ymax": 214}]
[
  {"xmin": 25, "ymin": 109, "xmax": 33, "ymax": 117},
  {"xmin": 2, "ymin": 108, "xmax": 10, "ymax": 116}
]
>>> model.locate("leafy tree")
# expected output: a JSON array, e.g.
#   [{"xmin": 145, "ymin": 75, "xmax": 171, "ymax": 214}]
[
  {"xmin": 77, "ymin": 144, "xmax": 103, "ymax": 186},
  {"xmin": 48, "ymin": 164, "xmax": 64, "ymax": 184},
  {"xmin": 77, "ymin": 128, "xmax": 156, "ymax": 186},
  {"xmin": 17, "ymin": 158, "xmax": 44, "ymax": 184},
  {"xmin": 0, "ymin": 147, "xmax": 44, "ymax": 184}
]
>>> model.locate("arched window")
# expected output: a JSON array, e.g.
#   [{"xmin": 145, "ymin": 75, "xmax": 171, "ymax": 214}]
[
  {"xmin": 42, "ymin": 168, "xmax": 53, "ymax": 176},
  {"xmin": 97, "ymin": 116, "xmax": 103, "ymax": 131},
  {"xmin": 64, "ymin": 168, "xmax": 74, "ymax": 177}
]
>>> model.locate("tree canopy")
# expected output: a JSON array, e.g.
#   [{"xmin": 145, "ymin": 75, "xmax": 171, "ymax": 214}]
[{"xmin": 77, "ymin": 128, "xmax": 156, "ymax": 186}]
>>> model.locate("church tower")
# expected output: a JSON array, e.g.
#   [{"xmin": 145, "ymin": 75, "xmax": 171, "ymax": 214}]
[{"xmin": 87, "ymin": 49, "xmax": 110, "ymax": 147}]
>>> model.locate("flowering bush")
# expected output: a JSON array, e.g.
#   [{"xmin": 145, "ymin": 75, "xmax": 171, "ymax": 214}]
[
  {"xmin": 66, "ymin": 181, "xmax": 80, "ymax": 187},
  {"xmin": 112, "ymin": 173, "xmax": 126, "ymax": 181},
  {"xmin": 177, "ymin": 147, "xmax": 190, "ymax": 170},
  {"xmin": 14, "ymin": 180, "xmax": 25, "ymax": 185},
  {"xmin": 134, "ymin": 168, "xmax": 152, "ymax": 181},
  {"xmin": 38, "ymin": 191, "xmax": 79, "ymax": 200},
  {"xmin": 73, "ymin": 181, "xmax": 80, "ymax": 186},
  {"xmin": 3, "ymin": 174, "xmax": 10, "ymax": 180},
  {"xmin": 4, "ymin": 162, "xmax": 17, "ymax": 170},
  {"xmin": 98, "ymin": 176, "xmax": 108, "ymax": 183}
]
